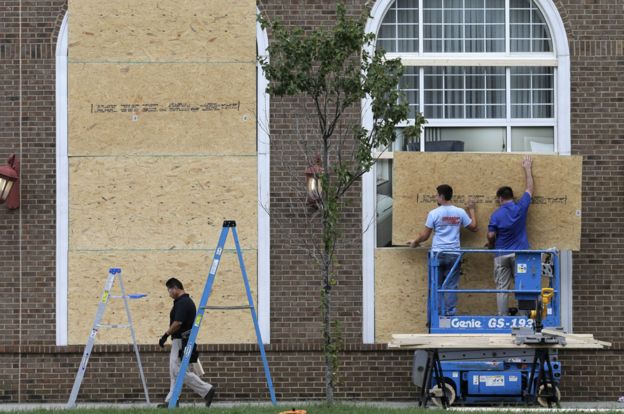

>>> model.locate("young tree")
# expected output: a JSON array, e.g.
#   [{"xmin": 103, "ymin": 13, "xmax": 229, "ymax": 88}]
[{"xmin": 258, "ymin": 3, "xmax": 425, "ymax": 402}]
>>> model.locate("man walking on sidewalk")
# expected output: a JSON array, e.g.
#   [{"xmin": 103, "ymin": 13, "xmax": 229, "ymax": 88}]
[{"xmin": 158, "ymin": 277, "xmax": 216, "ymax": 407}]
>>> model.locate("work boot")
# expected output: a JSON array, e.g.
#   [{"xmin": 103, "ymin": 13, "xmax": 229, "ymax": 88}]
[
  {"xmin": 204, "ymin": 385, "xmax": 217, "ymax": 407},
  {"xmin": 157, "ymin": 401, "xmax": 179, "ymax": 408}
]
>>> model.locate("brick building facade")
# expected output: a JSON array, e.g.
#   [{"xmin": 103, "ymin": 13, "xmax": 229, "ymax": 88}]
[{"xmin": 0, "ymin": 0, "xmax": 622, "ymax": 403}]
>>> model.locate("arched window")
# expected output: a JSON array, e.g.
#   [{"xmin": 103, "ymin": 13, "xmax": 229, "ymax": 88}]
[
  {"xmin": 361, "ymin": 0, "xmax": 571, "ymax": 343},
  {"xmin": 55, "ymin": 12, "xmax": 272, "ymax": 345}
]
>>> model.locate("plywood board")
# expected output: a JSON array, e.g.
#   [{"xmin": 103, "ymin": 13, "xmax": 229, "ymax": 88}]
[
  {"xmin": 375, "ymin": 248, "xmax": 428, "ymax": 343},
  {"xmin": 68, "ymin": 0, "xmax": 255, "ymax": 62},
  {"xmin": 389, "ymin": 333, "xmax": 611, "ymax": 349},
  {"xmin": 68, "ymin": 251, "xmax": 258, "ymax": 344},
  {"xmin": 69, "ymin": 156, "xmax": 257, "ymax": 250},
  {"xmin": 68, "ymin": 63, "xmax": 255, "ymax": 156},
  {"xmin": 393, "ymin": 153, "xmax": 582, "ymax": 250},
  {"xmin": 375, "ymin": 248, "xmax": 499, "ymax": 343}
]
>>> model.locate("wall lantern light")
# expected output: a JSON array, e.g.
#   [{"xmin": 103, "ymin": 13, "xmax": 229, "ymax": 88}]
[
  {"xmin": 0, "ymin": 154, "xmax": 20, "ymax": 209},
  {"xmin": 305, "ymin": 156, "xmax": 323, "ymax": 206}
]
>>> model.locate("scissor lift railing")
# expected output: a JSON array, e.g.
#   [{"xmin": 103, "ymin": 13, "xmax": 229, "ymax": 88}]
[{"xmin": 428, "ymin": 248, "xmax": 560, "ymax": 334}]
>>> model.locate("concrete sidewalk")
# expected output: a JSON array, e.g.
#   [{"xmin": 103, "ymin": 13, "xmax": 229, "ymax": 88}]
[{"xmin": 0, "ymin": 401, "xmax": 624, "ymax": 411}]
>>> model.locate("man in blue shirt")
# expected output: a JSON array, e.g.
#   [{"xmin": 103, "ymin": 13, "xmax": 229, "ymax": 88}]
[
  {"xmin": 487, "ymin": 156, "xmax": 534, "ymax": 315},
  {"xmin": 408, "ymin": 184, "xmax": 478, "ymax": 316}
]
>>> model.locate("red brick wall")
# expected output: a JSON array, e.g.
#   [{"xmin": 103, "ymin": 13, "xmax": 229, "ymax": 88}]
[{"xmin": 0, "ymin": 0, "xmax": 622, "ymax": 403}]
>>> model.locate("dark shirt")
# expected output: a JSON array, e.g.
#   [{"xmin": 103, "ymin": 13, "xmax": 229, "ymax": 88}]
[
  {"xmin": 488, "ymin": 191, "xmax": 532, "ymax": 253},
  {"xmin": 169, "ymin": 293, "xmax": 196, "ymax": 339}
]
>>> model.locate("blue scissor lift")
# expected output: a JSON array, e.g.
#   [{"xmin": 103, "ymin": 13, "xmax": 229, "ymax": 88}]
[{"xmin": 416, "ymin": 249, "xmax": 562, "ymax": 407}]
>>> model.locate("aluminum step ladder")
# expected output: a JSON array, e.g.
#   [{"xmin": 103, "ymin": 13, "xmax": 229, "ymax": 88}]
[
  {"xmin": 168, "ymin": 220, "xmax": 276, "ymax": 408},
  {"xmin": 67, "ymin": 268, "xmax": 150, "ymax": 407}
]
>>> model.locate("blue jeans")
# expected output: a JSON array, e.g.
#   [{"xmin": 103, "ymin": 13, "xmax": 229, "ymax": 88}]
[{"xmin": 437, "ymin": 253, "xmax": 461, "ymax": 316}]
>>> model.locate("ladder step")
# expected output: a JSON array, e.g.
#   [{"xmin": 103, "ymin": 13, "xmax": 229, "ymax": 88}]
[
  {"xmin": 202, "ymin": 305, "xmax": 252, "ymax": 310},
  {"xmin": 109, "ymin": 294, "xmax": 147, "ymax": 299},
  {"xmin": 98, "ymin": 324, "xmax": 130, "ymax": 329}
]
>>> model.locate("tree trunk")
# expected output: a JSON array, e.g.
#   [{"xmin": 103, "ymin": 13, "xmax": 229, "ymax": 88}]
[{"xmin": 322, "ymin": 246, "xmax": 334, "ymax": 403}]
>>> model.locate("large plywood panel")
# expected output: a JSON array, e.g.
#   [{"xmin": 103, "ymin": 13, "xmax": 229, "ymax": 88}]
[
  {"xmin": 68, "ymin": 251, "xmax": 257, "ymax": 344},
  {"xmin": 68, "ymin": 0, "xmax": 255, "ymax": 62},
  {"xmin": 375, "ymin": 248, "xmax": 507, "ymax": 343},
  {"xmin": 393, "ymin": 153, "xmax": 582, "ymax": 250},
  {"xmin": 375, "ymin": 248, "xmax": 428, "ymax": 343},
  {"xmin": 69, "ymin": 156, "xmax": 257, "ymax": 250},
  {"xmin": 68, "ymin": 63, "xmax": 255, "ymax": 156}
]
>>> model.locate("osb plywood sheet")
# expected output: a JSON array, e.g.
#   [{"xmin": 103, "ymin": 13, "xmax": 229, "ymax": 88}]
[
  {"xmin": 68, "ymin": 0, "xmax": 255, "ymax": 62},
  {"xmin": 375, "ymin": 248, "xmax": 509, "ymax": 343},
  {"xmin": 375, "ymin": 248, "xmax": 428, "ymax": 343},
  {"xmin": 68, "ymin": 63, "xmax": 255, "ymax": 156},
  {"xmin": 69, "ymin": 156, "xmax": 257, "ymax": 250},
  {"xmin": 68, "ymin": 251, "xmax": 258, "ymax": 344},
  {"xmin": 393, "ymin": 153, "xmax": 582, "ymax": 251}
]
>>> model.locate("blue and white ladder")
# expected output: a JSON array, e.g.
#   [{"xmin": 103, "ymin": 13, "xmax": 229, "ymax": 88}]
[
  {"xmin": 67, "ymin": 268, "xmax": 150, "ymax": 408},
  {"xmin": 168, "ymin": 220, "xmax": 276, "ymax": 408}
]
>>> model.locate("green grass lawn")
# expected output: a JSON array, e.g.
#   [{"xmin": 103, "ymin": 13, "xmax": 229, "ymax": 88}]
[{"xmin": 12, "ymin": 406, "xmax": 624, "ymax": 414}]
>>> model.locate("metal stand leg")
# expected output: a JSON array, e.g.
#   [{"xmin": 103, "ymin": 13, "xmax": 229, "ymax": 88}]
[
  {"xmin": 418, "ymin": 349, "xmax": 448, "ymax": 409},
  {"xmin": 525, "ymin": 348, "xmax": 560, "ymax": 408},
  {"xmin": 418, "ymin": 351, "xmax": 433, "ymax": 407}
]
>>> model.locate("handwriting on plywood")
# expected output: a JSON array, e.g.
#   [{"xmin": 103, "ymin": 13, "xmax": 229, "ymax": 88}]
[
  {"xmin": 90, "ymin": 101, "xmax": 241, "ymax": 114},
  {"xmin": 416, "ymin": 194, "xmax": 568, "ymax": 205}
]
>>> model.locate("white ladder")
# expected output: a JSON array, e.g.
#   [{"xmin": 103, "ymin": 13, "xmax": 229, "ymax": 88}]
[{"xmin": 67, "ymin": 268, "xmax": 150, "ymax": 407}]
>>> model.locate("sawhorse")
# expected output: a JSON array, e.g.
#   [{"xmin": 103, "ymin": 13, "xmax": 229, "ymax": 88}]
[
  {"xmin": 415, "ymin": 349, "xmax": 450, "ymax": 408},
  {"xmin": 525, "ymin": 347, "xmax": 560, "ymax": 407}
]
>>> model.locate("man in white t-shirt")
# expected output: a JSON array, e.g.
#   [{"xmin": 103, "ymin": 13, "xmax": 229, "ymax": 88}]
[{"xmin": 407, "ymin": 184, "xmax": 478, "ymax": 316}]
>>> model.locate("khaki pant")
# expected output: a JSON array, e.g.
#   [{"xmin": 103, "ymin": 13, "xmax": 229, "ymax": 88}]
[
  {"xmin": 494, "ymin": 254, "xmax": 515, "ymax": 316},
  {"xmin": 165, "ymin": 338, "xmax": 212, "ymax": 402}
]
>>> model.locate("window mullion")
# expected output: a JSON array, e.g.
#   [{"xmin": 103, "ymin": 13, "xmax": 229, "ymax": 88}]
[
  {"xmin": 506, "ymin": 66, "xmax": 512, "ymax": 151},
  {"xmin": 462, "ymin": 68, "xmax": 466, "ymax": 119},
  {"xmin": 418, "ymin": 0, "xmax": 423, "ymax": 54},
  {"xmin": 419, "ymin": 67, "xmax": 425, "ymax": 152},
  {"xmin": 462, "ymin": 0, "xmax": 466, "ymax": 53},
  {"xmin": 505, "ymin": 0, "xmax": 510, "ymax": 54}
]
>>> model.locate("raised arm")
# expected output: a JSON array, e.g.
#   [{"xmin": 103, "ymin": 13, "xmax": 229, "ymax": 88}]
[
  {"xmin": 465, "ymin": 199, "xmax": 478, "ymax": 232},
  {"xmin": 523, "ymin": 155, "xmax": 534, "ymax": 196}
]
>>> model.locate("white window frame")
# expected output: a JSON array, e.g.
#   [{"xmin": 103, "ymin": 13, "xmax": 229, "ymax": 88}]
[
  {"xmin": 361, "ymin": 0, "xmax": 571, "ymax": 343},
  {"xmin": 55, "ymin": 12, "xmax": 272, "ymax": 345}
]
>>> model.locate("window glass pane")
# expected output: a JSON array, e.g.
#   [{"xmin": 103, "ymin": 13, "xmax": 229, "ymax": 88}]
[
  {"xmin": 376, "ymin": 158, "xmax": 393, "ymax": 247},
  {"xmin": 398, "ymin": 39, "xmax": 418, "ymax": 52},
  {"xmin": 510, "ymin": 0, "xmax": 552, "ymax": 52},
  {"xmin": 424, "ymin": 24, "xmax": 442, "ymax": 38},
  {"xmin": 398, "ymin": 9, "xmax": 419, "ymax": 23},
  {"xmin": 421, "ymin": 67, "xmax": 506, "ymax": 119},
  {"xmin": 424, "ymin": 127, "xmax": 507, "ymax": 152},
  {"xmin": 466, "ymin": 0, "xmax": 485, "ymax": 7},
  {"xmin": 377, "ymin": 1, "xmax": 418, "ymax": 53},
  {"xmin": 510, "ymin": 0, "xmax": 530, "ymax": 7},
  {"xmin": 446, "ymin": 105, "xmax": 464, "ymax": 118},
  {"xmin": 397, "ymin": 0, "xmax": 418, "ymax": 8},
  {"xmin": 444, "ymin": 9, "xmax": 463, "ymax": 23},
  {"xmin": 377, "ymin": 39, "xmax": 396, "ymax": 53},
  {"xmin": 511, "ymin": 67, "xmax": 554, "ymax": 118},
  {"xmin": 424, "ymin": 9, "xmax": 442, "ymax": 22},
  {"xmin": 379, "ymin": 24, "xmax": 396, "ymax": 39},
  {"xmin": 532, "ymin": 39, "xmax": 552, "ymax": 52},
  {"xmin": 398, "ymin": 24, "xmax": 419, "ymax": 39},
  {"xmin": 466, "ymin": 10, "xmax": 485, "ymax": 23},
  {"xmin": 425, "ymin": 105, "xmax": 444, "ymax": 118},
  {"xmin": 511, "ymin": 127, "xmax": 554, "ymax": 152},
  {"xmin": 424, "ymin": 39, "xmax": 443, "ymax": 52},
  {"xmin": 486, "ymin": 0, "xmax": 505, "ymax": 8},
  {"xmin": 488, "ymin": 105, "xmax": 506, "ymax": 118},
  {"xmin": 423, "ymin": 0, "xmax": 506, "ymax": 52}
]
